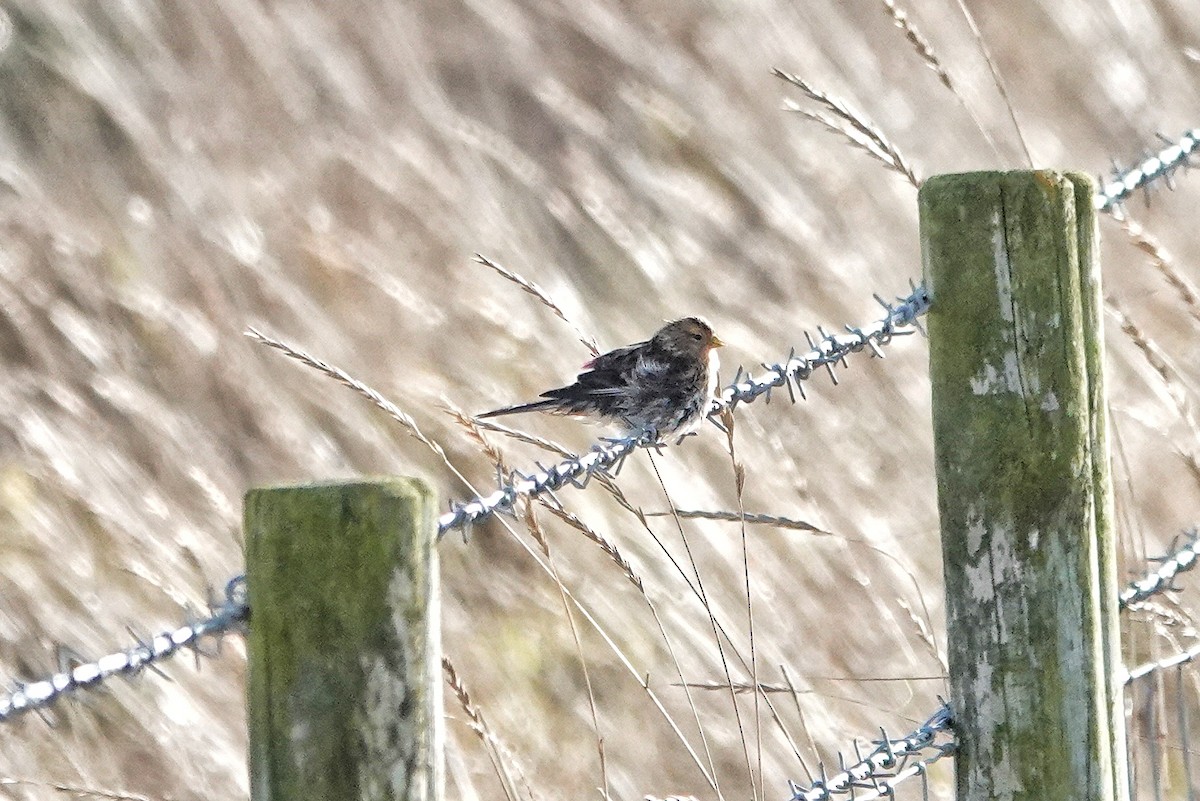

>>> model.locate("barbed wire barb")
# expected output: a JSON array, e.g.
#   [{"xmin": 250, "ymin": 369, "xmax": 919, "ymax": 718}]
[
  {"xmin": 0, "ymin": 577, "xmax": 248, "ymax": 723},
  {"xmin": 1096, "ymin": 129, "xmax": 1199, "ymax": 212},
  {"xmin": 1118, "ymin": 527, "xmax": 1200, "ymax": 609},
  {"xmin": 785, "ymin": 704, "xmax": 954, "ymax": 801},
  {"xmin": 436, "ymin": 283, "xmax": 931, "ymax": 539},
  {"xmin": 122, "ymin": 627, "xmax": 173, "ymax": 682},
  {"xmin": 1123, "ymin": 642, "xmax": 1200, "ymax": 685}
]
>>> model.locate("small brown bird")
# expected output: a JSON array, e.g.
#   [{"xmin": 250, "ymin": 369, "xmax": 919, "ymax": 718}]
[{"xmin": 479, "ymin": 317, "xmax": 725, "ymax": 438}]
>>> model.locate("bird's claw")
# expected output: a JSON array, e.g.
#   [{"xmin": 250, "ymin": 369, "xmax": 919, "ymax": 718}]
[{"xmin": 635, "ymin": 425, "xmax": 670, "ymax": 454}]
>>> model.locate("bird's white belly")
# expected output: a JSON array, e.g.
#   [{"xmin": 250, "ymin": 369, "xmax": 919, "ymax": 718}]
[{"xmin": 707, "ymin": 348, "xmax": 720, "ymax": 399}]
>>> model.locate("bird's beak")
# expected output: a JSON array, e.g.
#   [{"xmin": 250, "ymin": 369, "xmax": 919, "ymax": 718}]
[{"xmin": 709, "ymin": 334, "xmax": 725, "ymax": 348}]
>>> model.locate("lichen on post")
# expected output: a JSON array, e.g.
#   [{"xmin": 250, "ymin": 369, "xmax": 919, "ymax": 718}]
[
  {"xmin": 922, "ymin": 171, "xmax": 1125, "ymax": 801},
  {"xmin": 245, "ymin": 478, "xmax": 441, "ymax": 801}
]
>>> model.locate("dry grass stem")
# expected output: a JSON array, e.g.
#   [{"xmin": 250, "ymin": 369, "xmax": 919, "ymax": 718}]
[
  {"xmin": 434, "ymin": 438, "xmax": 722, "ymax": 793},
  {"xmin": 710, "ymin": 422, "xmax": 814, "ymax": 785},
  {"xmin": 652, "ymin": 503, "xmax": 960, "ymax": 681},
  {"xmin": 450, "ymin": 402, "xmax": 611, "ymax": 799},
  {"xmin": 773, "ymin": 69, "xmax": 921, "ymax": 188},
  {"xmin": 515, "ymin": 530, "xmax": 722, "ymax": 791},
  {"xmin": 952, "ymin": 0, "xmax": 1033, "ymax": 165},
  {"xmin": 1119, "ymin": 216, "xmax": 1200, "ymax": 324},
  {"xmin": 470, "ymin": 480, "xmax": 722, "ymax": 793},
  {"xmin": 474, "ymin": 254, "xmax": 601, "ymax": 357},
  {"xmin": 878, "ymin": 0, "xmax": 1005, "ymax": 161},
  {"xmin": 522, "ymin": 499, "xmax": 551, "ymax": 556},
  {"xmin": 681, "ymin": 677, "xmax": 946, "ymax": 693},
  {"xmin": 551, "ymin": 499, "xmax": 726, "ymax": 795},
  {"xmin": 897, "ymin": 596, "xmax": 944, "ymax": 673},
  {"xmin": 1106, "ymin": 298, "xmax": 1190, "ymax": 396},
  {"xmin": 471, "ymin": 417, "xmax": 576, "ymax": 459},
  {"xmin": 0, "ymin": 778, "xmax": 156, "ymax": 800},
  {"xmin": 618, "ymin": 489, "xmax": 821, "ymax": 775},
  {"xmin": 520, "ymin": 503, "xmax": 611, "ymax": 800},
  {"xmin": 866, "ymin": 547, "xmax": 944, "ymax": 674},
  {"xmin": 1106, "ymin": 299, "xmax": 1200, "ymax": 495},
  {"xmin": 781, "ymin": 665, "xmax": 819, "ymax": 782},
  {"xmin": 645, "ymin": 450, "xmax": 747, "ymax": 798},
  {"xmin": 881, "ymin": 0, "xmax": 952, "ymax": 91},
  {"xmin": 537, "ymin": 500, "xmax": 645, "ymax": 593},
  {"xmin": 469, "ymin": 417, "xmax": 637, "ymax": 511},
  {"xmin": 443, "ymin": 656, "xmax": 530, "ymax": 801},
  {"xmin": 682, "ymin": 679, "xmax": 935, "ymax": 727},
  {"xmin": 651, "ymin": 505, "xmax": 947, "ymax": 676},
  {"xmin": 245, "ymin": 327, "xmax": 448, "ymax": 460},
  {"xmin": 694, "ymin": 685, "xmax": 939, "ymax": 738},
  {"xmin": 720, "ymin": 410, "xmax": 763, "ymax": 801},
  {"xmin": 625, "ymin": 498, "xmax": 811, "ymax": 796},
  {"xmin": 645, "ymin": 508, "xmax": 832, "ymax": 536},
  {"xmin": 1126, "ymin": 599, "xmax": 1197, "ymax": 640},
  {"xmin": 445, "ymin": 403, "xmax": 513, "ymax": 479}
]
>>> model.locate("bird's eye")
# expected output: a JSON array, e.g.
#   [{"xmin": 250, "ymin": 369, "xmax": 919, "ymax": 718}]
[{"xmin": 690, "ymin": 332, "xmax": 704, "ymax": 341}]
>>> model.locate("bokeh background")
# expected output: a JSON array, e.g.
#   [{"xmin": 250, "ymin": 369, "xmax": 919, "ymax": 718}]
[{"xmin": 0, "ymin": 1, "xmax": 1198, "ymax": 799}]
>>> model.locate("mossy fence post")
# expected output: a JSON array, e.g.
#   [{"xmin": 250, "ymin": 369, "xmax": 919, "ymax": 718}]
[
  {"xmin": 244, "ymin": 478, "xmax": 442, "ymax": 801},
  {"xmin": 922, "ymin": 171, "xmax": 1127, "ymax": 801}
]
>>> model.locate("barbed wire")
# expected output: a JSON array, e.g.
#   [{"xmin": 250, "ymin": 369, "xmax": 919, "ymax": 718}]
[
  {"xmin": 437, "ymin": 282, "xmax": 932, "ymax": 539},
  {"xmin": 1096, "ymin": 129, "xmax": 1199, "ymax": 212},
  {"xmin": 1123, "ymin": 642, "xmax": 1200, "ymax": 685},
  {"xmin": 433, "ymin": 129, "xmax": 1200, "ymax": 539},
  {"xmin": 1, "ymin": 130, "xmax": 1197, "ymax": 771},
  {"xmin": 0, "ymin": 286, "xmax": 932, "ymax": 725},
  {"xmin": 1119, "ymin": 528, "xmax": 1199, "ymax": 610},
  {"xmin": 785, "ymin": 704, "xmax": 955, "ymax": 801},
  {"xmin": 0, "ymin": 577, "xmax": 247, "ymax": 723}
]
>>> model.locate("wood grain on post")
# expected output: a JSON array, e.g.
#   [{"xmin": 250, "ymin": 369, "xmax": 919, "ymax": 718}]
[
  {"xmin": 922, "ymin": 171, "xmax": 1125, "ymax": 801},
  {"xmin": 1071, "ymin": 178, "xmax": 1129, "ymax": 800},
  {"xmin": 245, "ymin": 478, "xmax": 441, "ymax": 801}
]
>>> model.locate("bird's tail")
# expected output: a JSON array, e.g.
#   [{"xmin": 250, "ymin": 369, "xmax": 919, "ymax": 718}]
[{"xmin": 475, "ymin": 399, "xmax": 559, "ymax": 419}]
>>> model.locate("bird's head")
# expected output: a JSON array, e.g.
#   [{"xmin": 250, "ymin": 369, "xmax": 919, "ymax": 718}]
[{"xmin": 652, "ymin": 317, "xmax": 725, "ymax": 358}]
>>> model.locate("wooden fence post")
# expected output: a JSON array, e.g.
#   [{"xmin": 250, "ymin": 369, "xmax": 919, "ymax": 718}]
[
  {"xmin": 245, "ymin": 478, "xmax": 441, "ymax": 801},
  {"xmin": 922, "ymin": 171, "xmax": 1126, "ymax": 801}
]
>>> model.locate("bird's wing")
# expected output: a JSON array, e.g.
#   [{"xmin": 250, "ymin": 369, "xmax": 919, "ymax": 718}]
[
  {"xmin": 540, "ymin": 342, "xmax": 645, "ymax": 400},
  {"xmin": 580, "ymin": 342, "xmax": 645, "ymax": 373},
  {"xmin": 632, "ymin": 351, "xmax": 673, "ymax": 382}
]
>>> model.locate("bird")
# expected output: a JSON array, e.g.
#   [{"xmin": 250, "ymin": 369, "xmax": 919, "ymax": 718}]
[{"xmin": 478, "ymin": 317, "xmax": 725, "ymax": 439}]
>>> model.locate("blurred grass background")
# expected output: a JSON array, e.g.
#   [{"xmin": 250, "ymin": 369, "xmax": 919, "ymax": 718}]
[{"xmin": 0, "ymin": 1, "xmax": 1198, "ymax": 799}]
